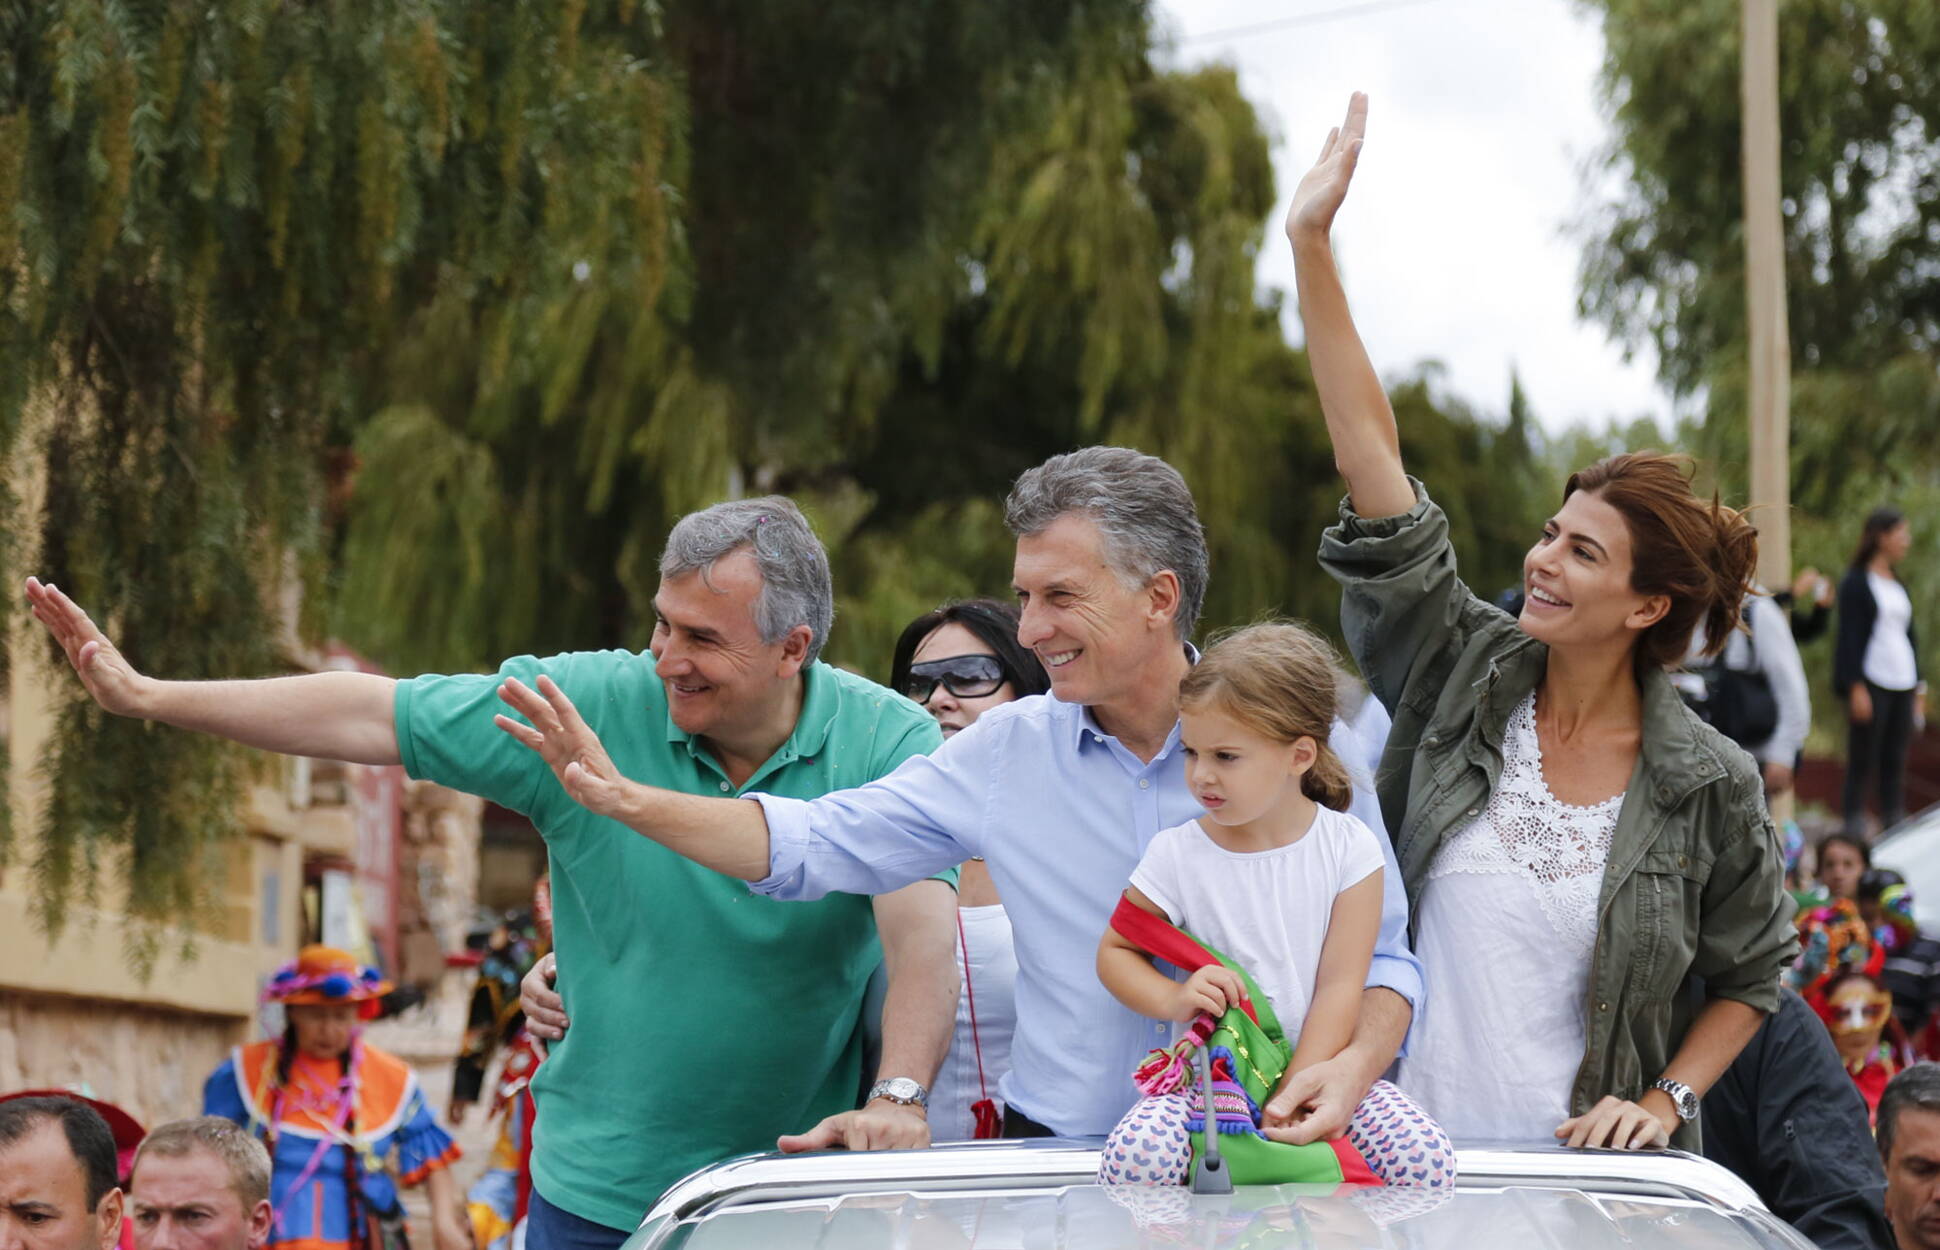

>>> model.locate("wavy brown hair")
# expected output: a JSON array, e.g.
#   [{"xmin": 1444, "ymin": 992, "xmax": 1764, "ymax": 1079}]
[
  {"xmin": 1562, "ymin": 453, "xmax": 1759, "ymax": 671},
  {"xmin": 1178, "ymin": 622, "xmax": 1353, "ymax": 811}
]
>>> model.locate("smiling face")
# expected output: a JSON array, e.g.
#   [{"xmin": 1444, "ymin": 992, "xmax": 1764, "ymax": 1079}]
[
  {"xmin": 1179, "ymin": 701, "xmax": 1312, "ymax": 829},
  {"xmin": 1012, "ymin": 513, "xmax": 1180, "ymax": 712},
  {"xmin": 130, "ymin": 1149, "xmax": 270, "ymax": 1250},
  {"xmin": 908, "ymin": 622, "xmax": 1015, "ymax": 737},
  {"xmin": 0, "ymin": 1120, "xmax": 121, "ymax": 1250},
  {"xmin": 1517, "ymin": 489, "xmax": 1669, "ymax": 655},
  {"xmin": 650, "ymin": 548, "xmax": 811, "ymax": 741}
]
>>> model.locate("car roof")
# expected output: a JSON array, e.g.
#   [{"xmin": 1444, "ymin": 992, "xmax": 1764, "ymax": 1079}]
[{"xmin": 626, "ymin": 1140, "xmax": 1811, "ymax": 1249}]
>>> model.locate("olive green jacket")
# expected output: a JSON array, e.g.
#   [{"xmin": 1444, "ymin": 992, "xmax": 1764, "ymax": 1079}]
[{"xmin": 1319, "ymin": 481, "xmax": 1796, "ymax": 1149}]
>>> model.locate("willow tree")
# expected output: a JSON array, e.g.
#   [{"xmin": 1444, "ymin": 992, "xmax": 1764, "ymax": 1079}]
[{"xmin": 0, "ymin": 0, "xmax": 686, "ymax": 949}]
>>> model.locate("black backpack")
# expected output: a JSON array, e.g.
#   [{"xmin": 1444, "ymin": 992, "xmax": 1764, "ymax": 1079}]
[{"xmin": 1685, "ymin": 609, "xmax": 1780, "ymax": 746}]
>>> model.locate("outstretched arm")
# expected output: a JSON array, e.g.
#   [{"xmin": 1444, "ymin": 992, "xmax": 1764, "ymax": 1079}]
[
  {"xmin": 23, "ymin": 577, "xmax": 400, "ymax": 765},
  {"xmin": 1285, "ymin": 93, "xmax": 1414, "ymax": 520}
]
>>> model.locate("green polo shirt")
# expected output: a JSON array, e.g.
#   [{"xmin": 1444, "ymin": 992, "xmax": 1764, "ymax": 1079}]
[{"xmin": 394, "ymin": 651, "xmax": 942, "ymax": 1229}]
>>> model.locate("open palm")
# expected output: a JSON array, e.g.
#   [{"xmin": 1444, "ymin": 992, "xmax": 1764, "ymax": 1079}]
[{"xmin": 1285, "ymin": 92, "xmax": 1368, "ymax": 242}]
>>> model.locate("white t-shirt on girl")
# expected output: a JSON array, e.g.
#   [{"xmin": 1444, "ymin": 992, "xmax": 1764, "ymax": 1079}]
[{"xmin": 1128, "ymin": 806, "xmax": 1384, "ymax": 1046}]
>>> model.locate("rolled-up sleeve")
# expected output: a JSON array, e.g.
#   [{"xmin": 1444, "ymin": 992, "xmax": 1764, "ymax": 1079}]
[
  {"xmin": 1692, "ymin": 772, "xmax": 1798, "ymax": 1012},
  {"xmin": 752, "ymin": 716, "xmax": 997, "ymax": 902},
  {"xmin": 1317, "ymin": 479, "xmax": 1499, "ymax": 717}
]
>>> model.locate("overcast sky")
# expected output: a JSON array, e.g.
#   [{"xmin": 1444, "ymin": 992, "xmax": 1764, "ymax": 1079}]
[{"xmin": 1156, "ymin": 0, "xmax": 1678, "ymax": 435}]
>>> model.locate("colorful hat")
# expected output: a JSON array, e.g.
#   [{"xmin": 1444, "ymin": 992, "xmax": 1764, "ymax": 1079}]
[{"xmin": 265, "ymin": 945, "xmax": 393, "ymax": 1020}]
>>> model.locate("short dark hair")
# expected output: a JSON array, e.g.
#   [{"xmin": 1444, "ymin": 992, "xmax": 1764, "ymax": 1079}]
[
  {"xmin": 1879, "ymin": 1063, "xmax": 1940, "ymax": 1164},
  {"xmin": 890, "ymin": 599, "xmax": 1050, "ymax": 701},
  {"xmin": 0, "ymin": 1096, "xmax": 120, "ymax": 1208}
]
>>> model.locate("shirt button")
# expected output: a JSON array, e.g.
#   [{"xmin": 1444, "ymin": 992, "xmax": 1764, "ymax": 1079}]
[
  {"xmin": 1139, "ymin": 779, "xmax": 1150, "ymax": 790},
  {"xmin": 1093, "ymin": 735, "xmax": 1105, "ymax": 745},
  {"xmin": 1466, "ymin": 808, "xmax": 1478, "ymax": 817},
  {"xmin": 718, "ymin": 781, "xmax": 731, "ymax": 793},
  {"xmin": 1598, "ymin": 1002, "xmax": 1610, "ymax": 1013}
]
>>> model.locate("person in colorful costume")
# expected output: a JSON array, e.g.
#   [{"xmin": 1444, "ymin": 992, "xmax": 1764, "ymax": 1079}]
[
  {"xmin": 462, "ymin": 878, "xmax": 552, "ymax": 1250},
  {"xmin": 1095, "ymin": 623, "xmax": 1453, "ymax": 1188},
  {"xmin": 203, "ymin": 947, "xmax": 467, "ymax": 1250},
  {"xmin": 1790, "ymin": 899, "xmax": 1913, "ymax": 1123}
]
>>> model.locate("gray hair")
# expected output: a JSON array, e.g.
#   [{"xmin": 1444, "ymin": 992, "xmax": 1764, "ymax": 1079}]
[
  {"xmin": 132, "ymin": 1118, "xmax": 272, "ymax": 1210},
  {"xmin": 1879, "ymin": 1062, "xmax": 1940, "ymax": 1165},
  {"xmin": 1004, "ymin": 447, "xmax": 1208, "ymax": 641},
  {"xmin": 660, "ymin": 496, "xmax": 834, "ymax": 664}
]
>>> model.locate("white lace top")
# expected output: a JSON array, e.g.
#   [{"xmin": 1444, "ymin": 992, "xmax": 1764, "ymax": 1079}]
[{"xmin": 1399, "ymin": 694, "xmax": 1624, "ymax": 1141}]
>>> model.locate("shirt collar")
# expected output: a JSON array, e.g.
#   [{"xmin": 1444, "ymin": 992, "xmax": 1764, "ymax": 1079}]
[{"xmin": 1068, "ymin": 642, "xmax": 1199, "ymax": 753}]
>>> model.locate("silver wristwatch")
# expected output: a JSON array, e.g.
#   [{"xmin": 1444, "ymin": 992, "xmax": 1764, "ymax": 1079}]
[
  {"xmin": 867, "ymin": 1077, "xmax": 930, "ymax": 1109},
  {"xmin": 1652, "ymin": 1077, "xmax": 1699, "ymax": 1123}
]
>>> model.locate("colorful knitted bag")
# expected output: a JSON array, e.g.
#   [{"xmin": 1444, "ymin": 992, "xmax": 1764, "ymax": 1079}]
[{"xmin": 1111, "ymin": 896, "xmax": 1380, "ymax": 1188}]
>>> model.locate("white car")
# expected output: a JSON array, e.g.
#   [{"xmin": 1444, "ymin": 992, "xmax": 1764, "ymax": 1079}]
[
  {"xmin": 621, "ymin": 1138, "xmax": 1813, "ymax": 1249},
  {"xmin": 1871, "ymin": 802, "xmax": 1940, "ymax": 931}
]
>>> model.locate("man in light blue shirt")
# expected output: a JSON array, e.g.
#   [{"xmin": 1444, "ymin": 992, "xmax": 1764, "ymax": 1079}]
[{"xmin": 498, "ymin": 446, "xmax": 1421, "ymax": 1142}]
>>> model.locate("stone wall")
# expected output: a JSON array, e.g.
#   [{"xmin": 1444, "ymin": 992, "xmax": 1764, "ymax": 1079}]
[{"xmin": 0, "ymin": 989, "xmax": 243, "ymax": 1129}]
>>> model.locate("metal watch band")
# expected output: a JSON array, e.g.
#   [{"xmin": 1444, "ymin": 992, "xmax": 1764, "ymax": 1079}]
[
  {"xmin": 868, "ymin": 1077, "xmax": 930, "ymax": 1109},
  {"xmin": 1652, "ymin": 1077, "xmax": 1699, "ymax": 1122}
]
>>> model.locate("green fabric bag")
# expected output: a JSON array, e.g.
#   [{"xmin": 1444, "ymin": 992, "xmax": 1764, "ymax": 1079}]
[{"xmin": 1113, "ymin": 895, "xmax": 1380, "ymax": 1187}]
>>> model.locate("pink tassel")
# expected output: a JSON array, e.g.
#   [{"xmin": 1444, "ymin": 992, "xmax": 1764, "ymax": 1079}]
[{"xmin": 1131, "ymin": 1014, "xmax": 1218, "ymax": 1097}]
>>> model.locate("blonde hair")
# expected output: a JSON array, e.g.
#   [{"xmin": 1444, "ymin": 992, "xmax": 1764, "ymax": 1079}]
[
  {"xmin": 131, "ymin": 1117, "xmax": 271, "ymax": 1210},
  {"xmin": 1179, "ymin": 621, "xmax": 1354, "ymax": 811}
]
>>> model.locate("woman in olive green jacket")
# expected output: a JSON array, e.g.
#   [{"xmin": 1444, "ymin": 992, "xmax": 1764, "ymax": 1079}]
[{"xmin": 1280, "ymin": 94, "xmax": 1795, "ymax": 1153}]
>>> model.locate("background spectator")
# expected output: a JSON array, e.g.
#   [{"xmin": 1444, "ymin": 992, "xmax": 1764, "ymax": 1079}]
[
  {"xmin": 1820, "ymin": 833, "xmax": 1873, "ymax": 902},
  {"xmin": 1836, "ymin": 507, "xmax": 1923, "ymax": 835},
  {"xmin": 1703, "ymin": 988, "xmax": 1895, "ymax": 1250},
  {"xmin": 1879, "ymin": 1064, "xmax": 1940, "ymax": 1250},
  {"xmin": 886, "ymin": 599, "xmax": 1049, "ymax": 1141},
  {"xmin": 127, "ymin": 1118, "xmax": 273, "ymax": 1250},
  {"xmin": 0, "ymin": 1095, "xmax": 125, "ymax": 1250}
]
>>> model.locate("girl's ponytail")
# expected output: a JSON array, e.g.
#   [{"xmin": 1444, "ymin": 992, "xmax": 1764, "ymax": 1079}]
[{"xmin": 1301, "ymin": 741, "xmax": 1355, "ymax": 812}]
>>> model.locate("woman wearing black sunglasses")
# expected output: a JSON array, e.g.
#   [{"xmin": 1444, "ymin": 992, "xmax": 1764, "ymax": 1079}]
[{"xmin": 886, "ymin": 600, "xmax": 1050, "ymax": 1140}]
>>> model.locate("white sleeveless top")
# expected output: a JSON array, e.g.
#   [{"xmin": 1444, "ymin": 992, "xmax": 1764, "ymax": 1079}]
[
  {"xmin": 1399, "ymin": 694, "xmax": 1623, "ymax": 1141},
  {"xmin": 927, "ymin": 904, "xmax": 1018, "ymax": 1142}
]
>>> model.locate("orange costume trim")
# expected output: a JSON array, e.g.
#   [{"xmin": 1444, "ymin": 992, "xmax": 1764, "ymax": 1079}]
[{"xmin": 232, "ymin": 1041, "xmax": 417, "ymax": 1142}]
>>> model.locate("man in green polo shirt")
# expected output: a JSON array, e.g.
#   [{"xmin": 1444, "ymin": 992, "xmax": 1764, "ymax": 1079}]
[{"xmin": 21, "ymin": 496, "xmax": 957, "ymax": 1248}]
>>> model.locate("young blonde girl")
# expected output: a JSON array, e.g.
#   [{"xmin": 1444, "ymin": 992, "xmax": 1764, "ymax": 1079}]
[{"xmin": 1096, "ymin": 623, "xmax": 1453, "ymax": 1187}]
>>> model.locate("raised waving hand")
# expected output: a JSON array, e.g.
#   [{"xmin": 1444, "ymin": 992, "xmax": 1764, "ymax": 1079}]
[
  {"xmin": 1286, "ymin": 92, "xmax": 1368, "ymax": 242},
  {"xmin": 1284, "ymin": 93, "xmax": 1414, "ymax": 519},
  {"xmin": 495, "ymin": 675, "xmax": 634, "ymax": 820},
  {"xmin": 23, "ymin": 577, "xmax": 153, "ymax": 717}
]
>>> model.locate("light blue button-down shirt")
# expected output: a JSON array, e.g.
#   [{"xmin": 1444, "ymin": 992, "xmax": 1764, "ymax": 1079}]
[{"xmin": 751, "ymin": 690, "xmax": 1422, "ymax": 1136}]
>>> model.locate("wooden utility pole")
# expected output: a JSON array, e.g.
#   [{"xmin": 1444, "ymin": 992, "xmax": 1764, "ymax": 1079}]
[
  {"xmin": 1743, "ymin": 0, "xmax": 1793, "ymax": 816},
  {"xmin": 1742, "ymin": 0, "xmax": 1790, "ymax": 591}
]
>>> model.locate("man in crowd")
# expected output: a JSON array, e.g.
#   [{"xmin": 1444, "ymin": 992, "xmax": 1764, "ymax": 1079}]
[
  {"xmin": 499, "ymin": 446, "xmax": 1423, "ymax": 1143},
  {"xmin": 126, "ymin": 1119, "xmax": 272, "ymax": 1250},
  {"xmin": 0, "ymin": 1096, "xmax": 124, "ymax": 1250},
  {"xmin": 1882, "ymin": 1065, "xmax": 1940, "ymax": 1250},
  {"xmin": 1704, "ymin": 988, "xmax": 1895, "ymax": 1249},
  {"xmin": 24, "ymin": 496, "xmax": 958, "ymax": 1250}
]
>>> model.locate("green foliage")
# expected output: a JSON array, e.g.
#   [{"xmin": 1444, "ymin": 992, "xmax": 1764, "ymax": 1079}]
[
  {"xmin": 1, "ymin": 0, "xmax": 683, "ymax": 953},
  {"xmin": 1579, "ymin": 0, "xmax": 1940, "ymax": 689},
  {"xmin": 2, "ymin": 0, "xmax": 1550, "ymax": 948}
]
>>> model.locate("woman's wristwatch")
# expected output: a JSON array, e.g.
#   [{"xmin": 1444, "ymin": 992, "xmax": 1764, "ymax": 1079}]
[
  {"xmin": 1651, "ymin": 1077, "xmax": 1699, "ymax": 1123},
  {"xmin": 868, "ymin": 1077, "xmax": 931, "ymax": 1109}
]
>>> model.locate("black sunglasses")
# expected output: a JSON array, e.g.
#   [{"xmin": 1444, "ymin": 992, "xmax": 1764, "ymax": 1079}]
[{"xmin": 902, "ymin": 654, "xmax": 1008, "ymax": 702}]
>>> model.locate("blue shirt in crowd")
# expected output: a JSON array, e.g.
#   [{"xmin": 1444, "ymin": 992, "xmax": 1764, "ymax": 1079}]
[{"xmin": 751, "ymin": 688, "xmax": 1423, "ymax": 1136}]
